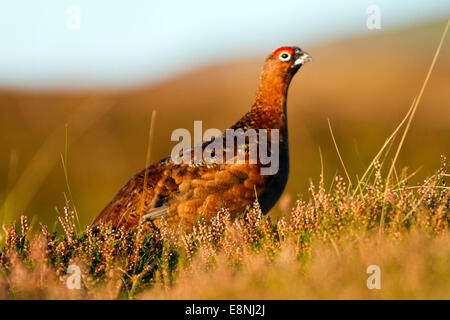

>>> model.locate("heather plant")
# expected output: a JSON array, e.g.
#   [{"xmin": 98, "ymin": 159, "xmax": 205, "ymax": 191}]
[{"xmin": 0, "ymin": 156, "xmax": 448, "ymax": 299}]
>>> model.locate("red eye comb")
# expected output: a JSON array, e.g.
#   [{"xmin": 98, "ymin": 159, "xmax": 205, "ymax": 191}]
[{"xmin": 273, "ymin": 46, "xmax": 294, "ymax": 56}]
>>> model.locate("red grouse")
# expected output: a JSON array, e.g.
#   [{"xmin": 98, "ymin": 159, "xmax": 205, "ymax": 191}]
[{"xmin": 92, "ymin": 46, "xmax": 312, "ymax": 231}]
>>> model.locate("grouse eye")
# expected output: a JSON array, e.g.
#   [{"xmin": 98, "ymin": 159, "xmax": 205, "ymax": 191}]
[{"xmin": 279, "ymin": 52, "xmax": 291, "ymax": 61}]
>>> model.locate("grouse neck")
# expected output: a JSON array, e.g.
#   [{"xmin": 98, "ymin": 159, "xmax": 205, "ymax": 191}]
[{"xmin": 252, "ymin": 69, "xmax": 292, "ymax": 115}]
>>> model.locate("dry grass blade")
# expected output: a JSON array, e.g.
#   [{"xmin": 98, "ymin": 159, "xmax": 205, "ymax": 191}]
[
  {"xmin": 140, "ymin": 110, "xmax": 157, "ymax": 213},
  {"xmin": 318, "ymin": 146, "xmax": 324, "ymax": 180},
  {"xmin": 60, "ymin": 153, "xmax": 81, "ymax": 233},
  {"xmin": 380, "ymin": 19, "xmax": 450, "ymax": 231},
  {"xmin": 352, "ymin": 99, "xmax": 415, "ymax": 197},
  {"xmin": 327, "ymin": 118, "xmax": 352, "ymax": 187}
]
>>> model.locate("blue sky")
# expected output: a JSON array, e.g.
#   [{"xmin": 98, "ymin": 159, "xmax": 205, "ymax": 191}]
[{"xmin": 0, "ymin": 0, "xmax": 449, "ymax": 89}]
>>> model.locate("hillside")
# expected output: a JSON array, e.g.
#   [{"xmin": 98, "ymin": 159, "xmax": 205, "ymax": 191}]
[{"xmin": 0, "ymin": 20, "xmax": 449, "ymax": 226}]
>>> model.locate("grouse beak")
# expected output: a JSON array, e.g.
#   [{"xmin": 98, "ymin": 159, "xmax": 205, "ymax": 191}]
[{"xmin": 294, "ymin": 52, "xmax": 313, "ymax": 67}]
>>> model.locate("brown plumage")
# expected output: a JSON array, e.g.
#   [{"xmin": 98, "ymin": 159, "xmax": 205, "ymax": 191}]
[{"xmin": 92, "ymin": 46, "xmax": 312, "ymax": 231}]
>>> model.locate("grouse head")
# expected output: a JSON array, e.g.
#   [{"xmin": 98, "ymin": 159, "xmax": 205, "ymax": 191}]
[
  {"xmin": 255, "ymin": 46, "xmax": 312, "ymax": 108},
  {"xmin": 268, "ymin": 46, "xmax": 311, "ymax": 75}
]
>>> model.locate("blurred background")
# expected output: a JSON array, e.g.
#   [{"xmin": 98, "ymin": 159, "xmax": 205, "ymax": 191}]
[{"xmin": 0, "ymin": 1, "xmax": 449, "ymax": 227}]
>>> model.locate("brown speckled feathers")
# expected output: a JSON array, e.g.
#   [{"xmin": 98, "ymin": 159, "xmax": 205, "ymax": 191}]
[{"xmin": 92, "ymin": 46, "xmax": 312, "ymax": 231}]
